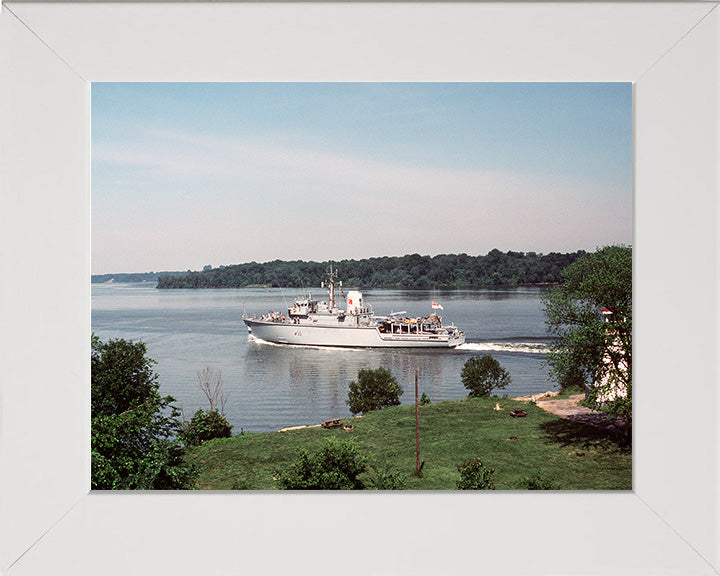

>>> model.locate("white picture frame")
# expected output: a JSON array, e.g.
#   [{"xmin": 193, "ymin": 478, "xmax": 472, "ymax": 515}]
[{"xmin": 1, "ymin": 2, "xmax": 718, "ymax": 575}]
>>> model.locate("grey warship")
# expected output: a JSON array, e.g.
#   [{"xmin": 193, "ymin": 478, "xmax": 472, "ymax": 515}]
[{"xmin": 243, "ymin": 267, "xmax": 465, "ymax": 348}]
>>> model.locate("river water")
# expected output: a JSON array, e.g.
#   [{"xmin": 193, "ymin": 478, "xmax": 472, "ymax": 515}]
[{"xmin": 91, "ymin": 283, "xmax": 558, "ymax": 432}]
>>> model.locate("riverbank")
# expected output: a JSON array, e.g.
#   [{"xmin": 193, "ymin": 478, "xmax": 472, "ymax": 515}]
[{"xmin": 185, "ymin": 396, "xmax": 631, "ymax": 490}]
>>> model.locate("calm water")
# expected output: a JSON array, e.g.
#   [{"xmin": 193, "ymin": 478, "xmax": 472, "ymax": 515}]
[{"xmin": 92, "ymin": 283, "xmax": 558, "ymax": 432}]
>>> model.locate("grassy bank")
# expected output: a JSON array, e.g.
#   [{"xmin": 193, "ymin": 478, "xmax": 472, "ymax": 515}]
[{"xmin": 185, "ymin": 397, "xmax": 631, "ymax": 490}]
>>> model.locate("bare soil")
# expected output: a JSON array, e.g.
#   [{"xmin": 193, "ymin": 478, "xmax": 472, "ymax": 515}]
[{"xmin": 517, "ymin": 393, "xmax": 627, "ymax": 433}]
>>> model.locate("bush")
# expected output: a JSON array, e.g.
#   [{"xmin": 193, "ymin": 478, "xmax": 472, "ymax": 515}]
[
  {"xmin": 419, "ymin": 392, "xmax": 431, "ymax": 406},
  {"xmin": 277, "ymin": 438, "xmax": 367, "ymax": 490},
  {"xmin": 461, "ymin": 355, "xmax": 511, "ymax": 397},
  {"xmin": 126, "ymin": 440, "xmax": 197, "ymax": 490},
  {"xmin": 181, "ymin": 409, "xmax": 233, "ymax": 447},
  {"xmin": 365, "ymin": 461, "xmax": 408, "ymax": 490},
  {"xmin": 92, "ymin": 412, "xmax": 197, "ymax": 490},
  {"xmin": 346, "ymin": 367, "xmax": 404, "ymax": 414},
  {"xmin": 456, "ymin": 457, "xmax": 496, "ymax": 490},
  {"xmin": 525, "ymin": 472, "xmax": 560, "ymax": 490}
]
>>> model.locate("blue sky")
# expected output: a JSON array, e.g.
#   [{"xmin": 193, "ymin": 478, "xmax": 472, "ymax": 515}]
[{"xmin": 92, "ymin": 83, "xmax": 632, "ymax": 274}]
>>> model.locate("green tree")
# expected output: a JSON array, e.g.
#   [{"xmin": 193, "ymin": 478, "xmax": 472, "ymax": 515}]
[
  {"xmin": 91, "ymin": 334, "xmax": 158, "ymax": 415},
  {"xmin": 542, "ymin": 245, "xmax": 632, "ymax": 425},
  {"xmin": 461, "ymin": 355, "xmax": 511, "ymax": 397},
  {"xmin": 91, "ymin": 335, "xmax": 195, "ymax": 489},
  {"xmin": 346, "ymin": 367, "xmax": 404, "ymax": 414},
  {"xmin": 277, "ymin": 438, "xmax": 367, "ymax": 490}
]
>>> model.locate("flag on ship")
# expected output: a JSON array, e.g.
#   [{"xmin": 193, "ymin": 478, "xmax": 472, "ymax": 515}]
[{"xmin": 432, "ymin": 301, "xmax": 444, "ymax": 310}]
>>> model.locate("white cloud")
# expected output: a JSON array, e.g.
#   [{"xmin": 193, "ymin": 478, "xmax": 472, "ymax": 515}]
[{"xmin": 92, "ymin": 128, "xmax": 632, "ymax": 272}]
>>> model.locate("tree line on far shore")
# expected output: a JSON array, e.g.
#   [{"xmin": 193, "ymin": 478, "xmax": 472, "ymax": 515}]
[{"xmin": 156, "ymin": 249, "xmax": 587, "ymax": 289}]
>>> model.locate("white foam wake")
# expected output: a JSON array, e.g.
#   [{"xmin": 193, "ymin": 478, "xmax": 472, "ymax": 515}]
[
  {"xmin": 248, "ymin": 335, "xmax": 549, "ymax": 354},
  {"xmin": 457, "ymin": 342, "xmax": 551, "ymax": 354}
]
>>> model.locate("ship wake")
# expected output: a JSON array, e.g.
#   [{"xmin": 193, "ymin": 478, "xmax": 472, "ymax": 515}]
[{"xmin": 457, "ymin": 342, "xmax": 551, "ymax": 354}]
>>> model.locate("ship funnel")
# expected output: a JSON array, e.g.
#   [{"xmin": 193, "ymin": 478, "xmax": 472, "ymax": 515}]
[{"xmin": 346, "ymin": 290, "xmax": 363, "ymax": 314}]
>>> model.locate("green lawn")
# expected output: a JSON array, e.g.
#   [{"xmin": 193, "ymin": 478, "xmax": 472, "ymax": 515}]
[{"xmin": 185, "ymin": 397, "xmax": 631, "ymax": 490}]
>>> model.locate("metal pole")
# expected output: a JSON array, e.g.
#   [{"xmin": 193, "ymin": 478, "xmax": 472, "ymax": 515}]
[{"xmin": 415, "ymin": 370, "xmax": 420, "ymax": 474}]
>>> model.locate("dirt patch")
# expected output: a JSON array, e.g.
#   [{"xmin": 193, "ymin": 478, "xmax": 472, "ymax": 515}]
[
  {"xmin": 535, "ymin": 394, "xmax": 594, "ymax": 418},
  {"xmin": 533, "ymin": 394, "xmax": 627, "ymax": 433}
]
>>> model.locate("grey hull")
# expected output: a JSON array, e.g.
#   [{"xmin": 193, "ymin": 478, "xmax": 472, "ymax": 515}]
[{"xmin": 244, "ymin": 318, "xmax": 465, "ymax": 348}]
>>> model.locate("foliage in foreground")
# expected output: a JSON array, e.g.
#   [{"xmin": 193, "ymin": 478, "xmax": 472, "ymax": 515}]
[
  {"xmin": 542, "ymin": 245, "xmax": 632, "ymax": 425},
  {"xmin": 525, "ymin": 472, "xmax": 560, "ymax": 490},
  {"xmin": 276, "ymin": 437, "xmax": 409, "ymax": 490},
  {"xmin": 346, "ymin": 367, "xmax": 404, "ymax": 415},
  {"xmin": 364, "ymin": 461, "xmax": 408, "ymax": 490},
  {"xmin": 461, "ymin": 355, "xmax": 511, "ymax": 397},
  {"xmin": 277, "ymin": 438, "xmax": 367, "ymax": 490},
  {"xmin": 91, "ymin": 334, "xmax": 196, "ymax": 490},
  {"xmin": 181, "ymin": 408, "xmax": 233, "ymax": 447},
  {"xmin": 456, "ymin": 457, "xmax": 496, "ymax": 490}
]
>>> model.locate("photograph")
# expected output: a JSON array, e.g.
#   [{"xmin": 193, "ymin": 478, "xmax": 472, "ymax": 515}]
[
  {"xmin": 91, "ymin": 82, "xmax": 632, "ymax": 491},
  {"xmin": 4, "ymin": 1, "xmax": 718, "ymax": 574}
]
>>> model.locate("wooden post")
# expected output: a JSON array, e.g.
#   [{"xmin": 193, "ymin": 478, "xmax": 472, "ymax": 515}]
[{"xmin": 415, "ymin": 370, "xmax": 420, "ymax": 474}]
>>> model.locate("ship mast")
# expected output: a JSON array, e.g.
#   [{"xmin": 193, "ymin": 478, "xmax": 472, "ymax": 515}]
[{"xmin": 327, "ymin": 265, "xmax": 335, "ymax": 310}]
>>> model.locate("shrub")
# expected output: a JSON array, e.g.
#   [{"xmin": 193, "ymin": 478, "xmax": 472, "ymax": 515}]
[
  {"xmin": 525, "ymin": 472, "xmax": 560, "ymax": 490},
  {"xmin": 365, "ymin": 462, "xmax": 408, "ymax": 490},
  {"xmin": 461, "ymin": 355, "xmax": 511, "ymax": 397},
  {"xmin": 125, "ymin": 440, "xmax": 197, "ymax": 490},
  {"xmin": 419, "ymin": 392, "xmax": 431, "ymax": 406},
  {"xmin": 346, "ymin": 367, "xmax": 404, "ymax": 414},
  {"xmin": 181, "ymin": 408, "xmax": 233, "ymax": 447},
  {"xmin": 277, "ymin": 438, "xmax": 367, "ymax": 490},
  {"xmin": 456, "ymin": 457, "xmax": 496, "ymax": 490}
]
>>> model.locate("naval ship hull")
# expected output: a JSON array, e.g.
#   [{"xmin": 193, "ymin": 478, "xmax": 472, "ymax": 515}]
[{"xmin": 244, "ymin": 318, "xmax": 465, "ymax": 348}]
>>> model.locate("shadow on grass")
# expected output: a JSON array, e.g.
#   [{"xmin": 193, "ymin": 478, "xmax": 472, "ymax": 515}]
[{"xmin": 539, "ymin": 417, "xmax": 631, "ymax": 454}]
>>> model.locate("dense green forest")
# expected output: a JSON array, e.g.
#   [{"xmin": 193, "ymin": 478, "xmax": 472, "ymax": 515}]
[{"xmin": 156, "ymin": 250, "xmax": 586, "ymax": 289}]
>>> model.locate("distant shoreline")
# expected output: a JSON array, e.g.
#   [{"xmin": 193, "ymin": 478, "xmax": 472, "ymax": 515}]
[
  {"xmin": 91, "ymin": 271, "xmax": 186, "ymax": 284},
  {"xmin": 93, "ymin": 279, "xmax": 559, "ymax": 290},
  {"xmin": 92, "ymin": 250, "xmax": 585, "ymax": 289},
  {"xmin": 154, "ymin": 251, "xmax": 584, "ymax": 290}
]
